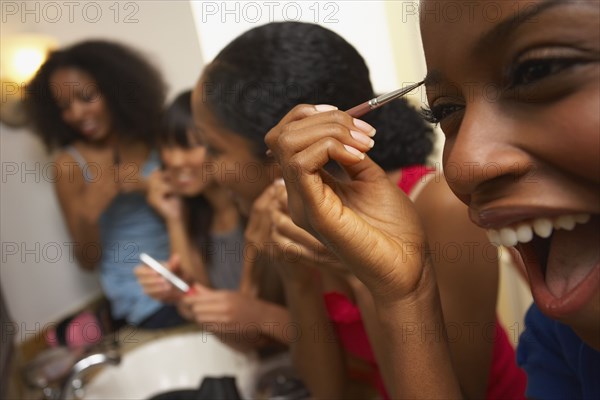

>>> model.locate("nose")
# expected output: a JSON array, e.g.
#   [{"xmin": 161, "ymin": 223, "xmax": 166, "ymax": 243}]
[
  {"xmin": 168, "ymin": 149, "xmax": 187, "ymax": 168},
  {"xmin": 442, "ymin": 100, "xmax": 533, "ymax": 207},
  {"xmin": 62, "ymin": 99, "xmax": 86, "ymax": 126}
]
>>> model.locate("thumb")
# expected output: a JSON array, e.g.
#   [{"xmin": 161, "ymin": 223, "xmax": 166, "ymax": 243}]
[
  {"xmin": 341, "ymin": 154, "xmax": 387, "ymax": 182},
  {"xmin": 191, "ymin": 282, "xmax": 210, "ymax": 294},
  {"xmin": 166, "ymin": 253, "xmax": 181, "ymax": 272}
]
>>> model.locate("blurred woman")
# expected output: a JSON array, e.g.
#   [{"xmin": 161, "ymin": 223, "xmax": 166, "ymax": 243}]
[{"xmin": 27, "ymin": 40, "xmax": 178, "ymax": 329}]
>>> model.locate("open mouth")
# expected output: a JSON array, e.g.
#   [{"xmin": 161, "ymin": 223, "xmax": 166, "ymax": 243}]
[{"xmin": 488, "ymin": 213, "xmax": 600, "ymax": 319}]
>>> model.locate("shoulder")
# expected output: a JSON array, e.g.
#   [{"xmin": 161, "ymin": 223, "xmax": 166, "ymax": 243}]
[
  {"xmin": 412, "ymin": 173, "xmax": 472, "ymax": 232},
  {"xmin": 53, "ymin": 146, "xmax": 88, "ymax": 190}
]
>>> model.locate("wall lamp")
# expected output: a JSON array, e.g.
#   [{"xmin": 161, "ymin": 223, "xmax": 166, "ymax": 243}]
[{"xmin": 1, "ymin": 34, "xmax": 58, "ymax": 127}]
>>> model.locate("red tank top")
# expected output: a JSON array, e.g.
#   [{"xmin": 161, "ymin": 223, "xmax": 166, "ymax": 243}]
[{"xmin": 323, "ymin": 165, "xmax": 526, "ymax": 399}]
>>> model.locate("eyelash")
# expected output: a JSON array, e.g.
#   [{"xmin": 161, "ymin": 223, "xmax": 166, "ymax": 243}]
[
  {"xmin": 422, "ymin": 56, "xmax": 589, "ymax": 124},
  {"xmin": 421, "ymin": 104, "xmax": 463, "ymax": 125},
  {"xmin": 507, "ymin": 57, "xmax": 584, "ymax": 88},
  {"xmin": 206, "ymin": 146, "xmax": 221, "ymax": 156}
]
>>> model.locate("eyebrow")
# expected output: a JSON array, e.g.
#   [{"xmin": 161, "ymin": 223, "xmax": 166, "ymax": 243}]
[
  {"xmin": 423, "ymin": 0, "xmax": 572, "ymax": 87},
  {"xmin": 473, "ymin": 0, "xmax": 567, "ymax": 54}
]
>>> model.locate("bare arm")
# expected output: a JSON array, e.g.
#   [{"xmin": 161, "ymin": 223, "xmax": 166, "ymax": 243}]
[
  {"xmin": 54, "ymin": 152, "xmax": 118, "ymax": 270},
  {"xmin": 268, "ymin": 187, "xmax": 357, "ymax": 399},
  {"xmin": 146, "ymin": 170, "xmax": 210, "ymax": 285},
  {"xmin": 265, "ymin": 105, "xmax": 462, "ymax": 398},
  {"xmin": 414, "ymin": 177, "xmax": 497, "ymax": 399},
  {"xmin": 280, "ymin": 270, "xmax": 347, "ymax": 399},
  {"xmin": 165, "ymin": 218, "xmax": 210, "ymax": 285}
]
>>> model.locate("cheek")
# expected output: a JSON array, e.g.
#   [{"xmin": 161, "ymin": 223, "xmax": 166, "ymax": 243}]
[
  {"xmin": 535, "ymin": 92, "xmax": 600, "ymax": 185},
  {"xmin": 188, "ymin": 149, "xmax": 208, "ymax": 168},
  {"xmin": 216, "ymin": 157, "xmax": 257, "ymax": 198}
]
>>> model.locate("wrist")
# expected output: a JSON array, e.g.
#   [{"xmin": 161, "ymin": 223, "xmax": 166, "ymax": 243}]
[
  {"xmin": 370, "ymin": 258, "xmax": 440, "ymax": 313},
  {"xmin": 165, "ymin": 214, "xmax": 185, "ymax": 227},
  {"xmin": 281, "ymin": 268, "xmax": 321, "ymax": 293}
]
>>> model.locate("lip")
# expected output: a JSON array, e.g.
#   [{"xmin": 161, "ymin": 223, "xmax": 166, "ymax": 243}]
[
  {"xmin": 78, "ymin": 121, "xmax": 99, "ymax": 137},
  {"xmin": 469, "ymin": 206, "xmax": 593, "ymax": 229},
  {"xmin": 509, "ymin": 242, "xmax": 600, "ymax": 320}
]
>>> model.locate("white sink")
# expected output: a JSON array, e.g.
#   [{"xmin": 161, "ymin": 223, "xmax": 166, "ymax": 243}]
[{"xmin": 83, "ymin": 332, "xmax": 260, "ymax": 400}]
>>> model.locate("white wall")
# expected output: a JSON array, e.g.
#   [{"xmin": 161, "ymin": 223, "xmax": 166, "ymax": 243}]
[
  {"xmin": 190, "ymin": 0, "xmax": 404, "ymax": 93},
  {"xmin": 1, "ymin": 0, "xmax": 204, "ymax": 342}
]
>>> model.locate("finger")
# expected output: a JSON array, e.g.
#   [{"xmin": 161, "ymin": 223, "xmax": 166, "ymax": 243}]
[
  {"xmin": 270, "ymin": 226, "xmax": 317, "ymax": 265},
  {"xmin": 271, "ymin": 208, "xmax": 323, "ymax": 251},
  {"xmin": 271, "ymin": 215, "xmax": 339, "ymax": 266},
  {"xmin": 269, "ymin": 104, "xmax": 336, "ymax": 131},
  {"xmin": 265, "ymin": 104, "xmax": 335, "ymax": 157},
  {"xmin": 284, "ymin": 110, "xmax": 375, "ymax": 139},
  {"xmin": 166, "ymin": 253, "xmax": 181, "ymax": 272},
  {"xmin": 274, "ymin": 122, "xmax": 374, "ymax": 162},
  {"xmin": 266, "ymin": 106, "xmax": 374, "ymax": 151},
  {"xmin": 252, "ymin": 184, "xmax": 278, "ymax": 211},
  {"xmin": 339, "ymin": 153, "xmax": 388, "ymax": 183},
  {"xmin": 273, "ymin": 183, "xmax": 289, "ymax": 212},
  {"xmin": 283, "ymin": 137, "xmax": 363, "ymax": 222},
  {"xmin": 134, "ymin": 265, "xmax": 156, "ymax": 277}
]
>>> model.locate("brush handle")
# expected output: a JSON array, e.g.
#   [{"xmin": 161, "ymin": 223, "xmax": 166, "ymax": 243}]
[{"xmin": 345, "ymin": 101, "xmax": 373, "ymax": 118}]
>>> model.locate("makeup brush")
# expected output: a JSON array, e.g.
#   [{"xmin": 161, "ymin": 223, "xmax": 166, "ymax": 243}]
[
  {"xmin": 345, "ymin": 80, "xmax": 424, "ymax": 117},
  {"xmin": 265, "ymin": 81, "xmax": 424, "ymax": 157}
]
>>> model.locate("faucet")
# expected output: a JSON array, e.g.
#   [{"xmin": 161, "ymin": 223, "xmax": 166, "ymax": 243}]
[{"xmin": 58, "ymin": 349, "xmax": 121, "ymax": 400}]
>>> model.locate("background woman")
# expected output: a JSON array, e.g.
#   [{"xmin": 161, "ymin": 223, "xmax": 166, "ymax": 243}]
[{"xmin": 27, "ymin": 40, "xmax": 179, "ymax": 329}]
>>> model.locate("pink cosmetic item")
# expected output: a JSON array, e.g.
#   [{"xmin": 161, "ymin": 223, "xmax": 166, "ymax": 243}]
[{"xmin": 345, "ymin": 80, "xmax": 424, "ymax": 117}]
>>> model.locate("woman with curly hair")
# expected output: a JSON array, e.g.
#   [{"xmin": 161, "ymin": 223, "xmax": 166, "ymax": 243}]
[{"xmin": 26, "ymin": 40, "xmax": 185, "ymax": 329}]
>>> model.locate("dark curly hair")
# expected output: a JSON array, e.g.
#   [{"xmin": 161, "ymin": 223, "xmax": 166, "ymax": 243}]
[
  {"xmin": 202, "ymin": 21, "xmax": 433, "ymax": 170},
  {"xmin": 161, "ymin": 90, "xmax": 197, "ymax": 148},
  {"xmin": 160, "ymin": 90, "xmax": 214, "ymax": 262},
  {"xmin": 26, "ymin": 40, "xmax": 166, "ymax": 151}
]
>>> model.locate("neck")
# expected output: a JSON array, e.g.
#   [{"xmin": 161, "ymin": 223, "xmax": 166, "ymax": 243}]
[{"xmin": 204, "ymin": 184, "xmax": 239, "ymax": 234}]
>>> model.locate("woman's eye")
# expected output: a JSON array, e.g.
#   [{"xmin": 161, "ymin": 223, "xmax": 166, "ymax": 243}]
[
  {"xmin": 206, "ymin": 146, "xmax": 222, "ymax": 156},
  {"xmin": 80, "ymin": 92, "xmax": 98, "ymax": 102},
  {"xmin": 509, "ymin": 58, "xmax": 583, "ymax": 87},
  {"xmin": 422, "ymin": 103, "xmax": 464, "ymax": 124}
]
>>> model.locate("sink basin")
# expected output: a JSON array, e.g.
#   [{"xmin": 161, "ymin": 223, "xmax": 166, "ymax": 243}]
[{"xmin": 83, "ymin": 332, "xmax": 259, "ymax": 400}]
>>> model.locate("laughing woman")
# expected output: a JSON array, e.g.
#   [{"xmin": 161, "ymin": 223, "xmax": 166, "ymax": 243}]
[
  {"xmin": 265, "ymin": 1, "xmax": 600, "ymax": 398},
  {"xmin": 26, "ymin": 40, "xmax": 181, "ymax": 329}
]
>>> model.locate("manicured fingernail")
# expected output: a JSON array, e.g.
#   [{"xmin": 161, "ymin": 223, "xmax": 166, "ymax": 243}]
[
  {"xmin": 274, "ymin": 178, "xmax": 285, "ymax": 186},
  {"xmin": 353, "ymin": 119, "xmax": 376, "ymax": 136},
  {"xmin": 350, "ymin": 130, "xmax": 375, "ymax": 148},
  {"xmin": 343, "ymin": 145, "xmax": 365, "ymax": 160},
  {"xmin": 314, "ymin": 104, "xmax": 338, "ymax": 112}
]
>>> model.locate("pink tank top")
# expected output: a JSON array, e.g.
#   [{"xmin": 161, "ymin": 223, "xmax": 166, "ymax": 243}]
[{"xmin": 323, "ymin": 165, "xmax": 526, "ymax": 399}]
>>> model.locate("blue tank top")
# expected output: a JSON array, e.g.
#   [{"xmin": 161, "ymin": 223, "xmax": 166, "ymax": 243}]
[
  {"xmin": 67, "ymin": 147, "xmax": 170, "ymax": 324},
  {"xmin": 517, "ymin": 304, "xmax": 600, "ymax": 399}
]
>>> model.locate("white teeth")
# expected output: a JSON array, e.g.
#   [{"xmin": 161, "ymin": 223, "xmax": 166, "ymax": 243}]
[
  {"xmin": 533, "ymin": 218, "xmax": 553, "ymax": 238},
  {"xmin": 486, "ymin": 213, "xmax": 591, "ymax": 247},
  {"xmin": 554, "ymin": 215, "xmax": 576, "ymax": 231},
  {"xmin": 516, "ymin": 224, "xmax": 533, "ymax": 243},
  {"xmin": 486, "ymin": 229, "xmax": 501, "ymax": 246},
  {"xmin": 499, "ymin": 228, "xmax": 518, "ymax": 247}
]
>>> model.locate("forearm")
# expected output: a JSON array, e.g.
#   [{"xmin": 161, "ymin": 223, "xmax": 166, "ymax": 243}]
[
  {"xmin": 256, "ymin": 299, "xmax": 292, "ymax": 344},
  {"xmin": 372, "ymin": 266, "xmax": 462, "ymax": 399},
  {"xmin": 166, "ymin": 218, "xmax": 209, "ymax": 285},
  {"xmin": 68, "ymin": 206, "xmax": 103, "ymax": 270},
  {"xmin": 352, "ymin": 279, "xmax": 395, "ymax": 397},
  {"xmin": 283, "ymin": 277, "xmax": 347, "ymax": 399}
]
